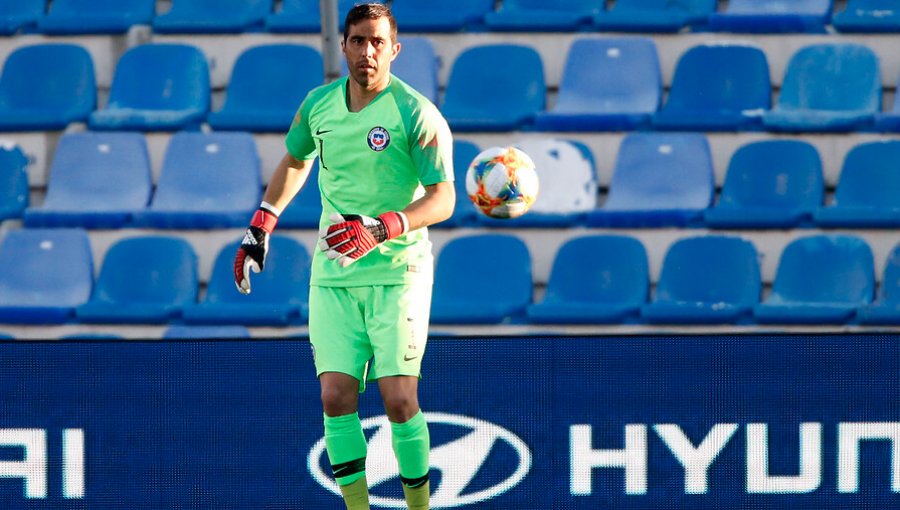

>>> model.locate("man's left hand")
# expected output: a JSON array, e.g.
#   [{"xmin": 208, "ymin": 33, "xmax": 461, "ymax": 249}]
[{"xmin": 318, "ymin": 211, "xmax": 407, "ymax": 267}]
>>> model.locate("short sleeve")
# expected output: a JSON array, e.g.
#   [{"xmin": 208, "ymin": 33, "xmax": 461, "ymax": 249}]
[
  {"xmin": 409, "ymin": 103, "xmax": 454, "ymax": 186},
  {"xmin": 285, "ymin": 97, "xmax": 317, "ymax": 161}
]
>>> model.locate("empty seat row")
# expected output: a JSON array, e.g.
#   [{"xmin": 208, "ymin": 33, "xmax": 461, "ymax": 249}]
[
  {"xmin": 3, "ymin": 0, "xmax": 898, "ymax": 35},
  {"xmin": 0, "ymin": 229, "xmax": 309, "ymax": 325},
  {"xmin": 5, "ymin": 131, "xmax": 900, "ymax": 230},
  {"xmin": 4, "ymin": 39, "xmax": 898, "ymax": 134},
  {"xmin": 2, "ymin": 229, "xmax": 898, "ymax": 327},
  {"xmin": 0, "ymin": 40, "xmax": 433, "ymax": 133},
  {"xmin": 434, "ymin": 233, "xmax": 900, "ymax": 326},
  {"xmin": 450, "ymin": 39, "xmax": 895, "ymax": 133},
  {"xmin": 409, "ymin": 135, "xmax": 900, "ymax": 230},
  {"xmin": 6, "ymin": 131, "xmax": 262, "ymax": 229}
]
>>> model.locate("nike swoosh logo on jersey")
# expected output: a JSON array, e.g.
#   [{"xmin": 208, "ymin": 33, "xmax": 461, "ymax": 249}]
[
  {"xmin": 316, "ymin": 128, "xmax": 332, "ymax": 135},
  {"xmin": 404, "ymin": 354, "xmax": 418, "ymax": 361}
]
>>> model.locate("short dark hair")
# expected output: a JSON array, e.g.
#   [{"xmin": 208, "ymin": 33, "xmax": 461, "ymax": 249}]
[{"xmin": 343, "ymin": 3, "xmax": 397, "ymax": 43}]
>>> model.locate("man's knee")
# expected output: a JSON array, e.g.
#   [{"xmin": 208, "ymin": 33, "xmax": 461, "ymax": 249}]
[
  {"xmin": 320, "ymin": 374, "xmax": 359, "ymax": 416},
  {"xmin": 382, "ymin": 392, "xmax": 418, "ymax": 422}
]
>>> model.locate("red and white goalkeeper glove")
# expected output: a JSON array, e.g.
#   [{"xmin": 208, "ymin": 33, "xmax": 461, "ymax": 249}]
[
  {"xmin": 234, "ymin": 204, "xmax": 279, "ymax": 295},
  {"xmin": 318, "ymin": 211, "xmax": 408, "ymax": 267}
]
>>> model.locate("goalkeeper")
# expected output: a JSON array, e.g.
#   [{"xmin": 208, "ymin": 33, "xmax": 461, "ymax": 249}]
[{"xmin": 233, "ymin": 4, "xmax": 454, "ymax": 510}]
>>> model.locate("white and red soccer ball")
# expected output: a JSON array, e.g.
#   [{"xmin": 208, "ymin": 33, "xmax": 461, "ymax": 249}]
[{"xmin": 465, "ymin": 146, "xmax": 539, "ymax": 219}]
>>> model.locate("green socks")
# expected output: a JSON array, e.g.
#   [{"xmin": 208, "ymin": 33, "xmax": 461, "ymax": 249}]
[
  {"xmin": 324, "ymin": 412, "xmax": 368, "ymax": 487},
  {"xmin": 325, "ymin": 411, "xmax": 430, "ymax": 509},
  {"xmin": 391, "ymin": 410, "xmax": 431, "ymax": 508}
]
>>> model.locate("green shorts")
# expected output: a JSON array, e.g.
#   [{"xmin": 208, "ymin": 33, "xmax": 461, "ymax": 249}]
[{"xmin": 308, "ymin": 282, "xmax": 432, "ymax": 392}]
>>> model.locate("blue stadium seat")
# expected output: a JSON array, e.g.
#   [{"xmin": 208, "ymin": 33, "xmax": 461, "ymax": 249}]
[
  {"xmin": 476, "ymin": 138, "xmax": 597, "ymax": 228},
  {"xmin": 23, "ymin": 132, "xmax": 151, "ymax": 228},
  {"xmin": 442, "ymin": 44, "xmax": 545, "ymax": 132},
  {"xmin": 534, "ymin": 37, "xmax": 660, "ymax": 131},
  {"xmin": 391, "ymin": 0, "xmax": 494, "ymax": 31},
  {"xmin": 652, "ymin": 44, "xmax": 771, "ymax": 131},
  {"xmin": 76, "ymin": 236, "xmax": 197, "ymax": 324},
  {"xmin": 266, "ymin": 0, "xmax": 385, "ymax": 33},
  {"xmin": 527, "ymin": 235, "xmax": 648, "ymax": 324},
  {"xmin": 89, "ymin": 44, "xmax": 210, "ymax": 132},
  {"xmin": 814, "ymin": 140, "xmax": 900, "ymax": 227},
  {"xmin": 594, "ymin": 0, "xmax": 716, "ymax": 32},
  {"xmin": 875, "ymin": 70, "xmax": 900, "ymax": 131},
  {"xmin": 754, "ymin": 235, "xmax": 874, "ymax": 324},
  {"xmin": 704, "ymin": 140, "xmax": 823, "ymax": 229},
  {"xmin": 433, "ymin": 139, "xmax": 480, "ymax": 229},
  {"xmin": 164, "ymin": 324, "xmax": 251, "ymax": 339},
  {"xmin": 208, "ymin": 44, "xmax": 322, "ymax": 133},
  {"xmin": 182, "ymin": 236, "xmax": 310, "ymax": 326},
  {"xmin": 278, "ymin": 161, "xmax": 322, "ymax": 229},
  {"xmin": 0, "ymin": 0, "xmax": 44, "ymax": 35},
  {"xmin": 857, "ymin": 243, "xmax": 900, "ymax": 324},
  {"xmin": 153, "ymin": 0, "xmax": 271, "ymax": 33},
  {"xmin": 484, "ymin": 0, "xmax": 602, "ymax": 31},
  {"xmin": 0, "ymin": 228, "xmax": 93, "ymax": 324},
  {"xmin": 833, "ymin": 0, "xmax": 900, "ymax": 32},
  {"xmin": 641, "ymin": 236, "xmax": 761, "ymax": 324},
  {"xmin": 762, "ymin": 43, "xmax": 880, "ymax": 132},
  {"xmin": 393, "ymin": 37, "xmax": 439, "ymax": 105},
  {"xmin": 132, "ymin": 132, "xmax": 261, "ymax": 229},
  {"xmin": 431, "ymin": 234, "xmax": 532, "ymax": 324},
  {"xmin": 265, "ymin": 0, "xmax": 318, "ymax": 32},
  {"xmin": 38, "ymin": 0, "xmax": 154, "ymax": 34},
  {"xmin": 0, "ymin": 143, "xmax": 28, "ymax": 221},
  {"xmin": 0, "ymin": 43, "xmax": 96, "ymax": 131},
  {"xmin": 587, "ymin": 133, "xmax": 714, "ymax": 227},
  {"xmin": 0, "ymin": 332, "xmax": 13, "ymax": 339},
  {"xmin": 709, "ymin": 0, "xmax": 832, "ymax": 33}
]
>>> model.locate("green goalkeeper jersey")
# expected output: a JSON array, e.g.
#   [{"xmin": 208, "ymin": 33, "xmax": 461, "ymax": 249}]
[{"xmin": 285, "ymin": 75, "xmax": 454, "ymax": 287}]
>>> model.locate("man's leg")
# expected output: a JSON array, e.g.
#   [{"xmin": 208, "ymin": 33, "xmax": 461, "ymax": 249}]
[
  {"xmin": 379, "ymin": 376, "xmax": 430, "ymax": 510},
  {"xmin": 321, "ymin": 372, "xmax": 369, "ymax": 510},
  {"xmin": 310, "ymin": 286, "xmax": 375, "ymax": 509}
]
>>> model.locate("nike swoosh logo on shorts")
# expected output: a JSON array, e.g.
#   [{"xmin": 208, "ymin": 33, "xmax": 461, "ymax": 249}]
[{"xmin": 404, "ymin": 354, "xmax": 418, "ymax": 361}]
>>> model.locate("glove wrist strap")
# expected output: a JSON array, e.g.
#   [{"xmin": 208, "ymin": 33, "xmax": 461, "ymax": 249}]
[
  {"xmin": 251, "ymin": 207, "xmax": 279, "ymax": 233},
  {"xmin": 378, "ymin": 211, "xmax": 408, "ymax": 240}
]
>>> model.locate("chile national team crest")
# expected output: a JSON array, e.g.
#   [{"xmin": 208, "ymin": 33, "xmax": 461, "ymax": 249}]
[{"xmin": 367, "ymin": 126, "xmax": 390, "ymax": 152}]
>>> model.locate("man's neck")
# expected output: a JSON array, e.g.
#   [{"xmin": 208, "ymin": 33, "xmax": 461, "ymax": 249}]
[{"xmin": 346, "ymin": 75, "xmax": 390, "ymax": 112}]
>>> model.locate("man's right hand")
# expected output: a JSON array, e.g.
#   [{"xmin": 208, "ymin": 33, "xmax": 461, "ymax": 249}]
[{"xmin": 234, "ymin": 206, "xmax": 279, "ymax": 295}]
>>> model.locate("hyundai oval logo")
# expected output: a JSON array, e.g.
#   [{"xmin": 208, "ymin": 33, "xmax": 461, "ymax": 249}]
[{"xmin": 308, "ymin": 412, "xmax": 532, "ymax": 508}]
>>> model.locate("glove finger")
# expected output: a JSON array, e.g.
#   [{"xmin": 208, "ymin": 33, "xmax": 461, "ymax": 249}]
[
  {"xmin": 237, "ymin": 277, "xmax": 251, "ymax": 295},
  {"xmin": 319, "ymin": 222, "xmax": 345, "ymax": 238},
  {"xmin": 338, "ymin": 254, "xmax": 357, "ymax": 268},
  {"xmin": 327, "ymin": 245, "xmax": 360, "ymax": 260},
  {"xmin": 238, "ymin": 256, "xmax": 259, "ymax": 294},
  {"xmin": 328, "ymin": 237, "xmax": 354, "ymax": 253},
  {"xmin": 233, "ymin": 250, "xmax": 251, "ymax": 294},
  {"xmin": 323, "ymin": 223, "xmax": 351, "ymax": 239}
]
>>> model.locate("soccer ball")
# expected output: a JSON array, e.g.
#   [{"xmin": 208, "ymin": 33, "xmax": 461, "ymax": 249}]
[{"xmin": 465, "ymin": 146, "xmax": 539, "ymax": 219}]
